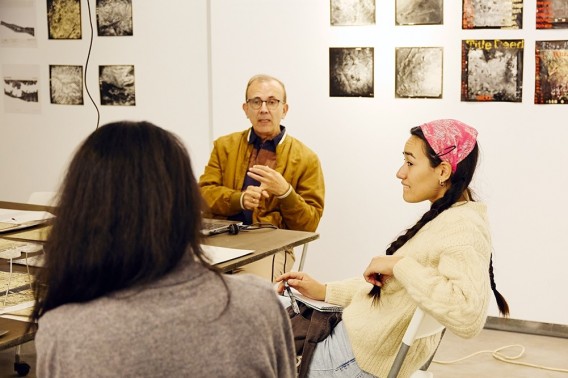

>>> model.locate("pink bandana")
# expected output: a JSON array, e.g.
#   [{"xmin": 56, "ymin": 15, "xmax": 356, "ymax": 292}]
[{"xmin": 419, "ymin": 119, "xmax": 478, "ymax": 173}]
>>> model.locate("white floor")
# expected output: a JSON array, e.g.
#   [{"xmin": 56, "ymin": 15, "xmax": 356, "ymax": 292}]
[{"xmin": 0, "ymin": 328, "xmax": 567, "ymax": 377}]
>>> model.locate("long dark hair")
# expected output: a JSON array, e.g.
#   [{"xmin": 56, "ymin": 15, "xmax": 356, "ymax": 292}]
[
  {"xmin": 31, "ymin": 121, "xmax": 219, "ymax": 321},
  {"xmin": 370, "ymin": 127, "xmax": 509, "ymax": 316}
]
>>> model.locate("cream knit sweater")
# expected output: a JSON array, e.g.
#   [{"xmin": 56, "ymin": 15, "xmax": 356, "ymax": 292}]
[{"xmin": 325, "ymin": 201, "xmax": 491, "ymax": 378}]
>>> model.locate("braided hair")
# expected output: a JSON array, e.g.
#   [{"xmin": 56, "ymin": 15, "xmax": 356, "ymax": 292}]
[{"xmin": 370, "ymin": 127, "xmax": 509, "ymax": 317}]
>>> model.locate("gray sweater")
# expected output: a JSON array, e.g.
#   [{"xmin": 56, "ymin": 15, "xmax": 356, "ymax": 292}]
[{"xmin": 35, "ymin": 258, "xmax": 296, "ymax": 377}]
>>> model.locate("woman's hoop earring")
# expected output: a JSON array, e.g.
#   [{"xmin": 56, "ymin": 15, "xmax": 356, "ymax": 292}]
[{"xmin": 439, "ymin": 180, "xmax": 445, "ymax": 187}]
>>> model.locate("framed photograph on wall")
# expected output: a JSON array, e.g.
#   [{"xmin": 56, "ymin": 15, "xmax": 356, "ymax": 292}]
[
  {"xmin": 329, "ymin": 47, "xmax": 374, "ymax": 97},
  {"xmin": 396, "ymin": 0, "xmax": 443, "ymax": 25},
  {"xmin": 461, "ymin": 39, "xmax": 524, "ymax": 102},
  {"xmin": 330, "ymin": 0, "xmax": 375, "ymax": 26},
  {"xmin": 99, "ymin": 65, "xmax": 136, "ymax": 106},
  {"xmin": 47, "ymin": 0, "xmax": 81, "ymax": 39},
  {"xmin": 96, "ymin": 0, "xmax": 133, "ymax": 36},
  {"xmin": 462, "ymin": 0, "xmax": 523, "ymax": 29},
  {"xmin": 2, "ymin": 64, "xmax": 40, "ymax": 114},
  {"xmin": 0, "ymin": 0, "xmax": 37, "ymax": 48},
  {"xmin": 49, "ymin": 65, "xmax": 84, "ymax": 105},
  {"xmin": 536, "ymin": 0, "xmax": 568, "ymax": 29},
  {"xmin": 535, "ymin": 40, "xmax": 568, "ymax": 104},
  {"xmin": 395, "ymin": 47, "xmax": 443, "ymax": 98}
]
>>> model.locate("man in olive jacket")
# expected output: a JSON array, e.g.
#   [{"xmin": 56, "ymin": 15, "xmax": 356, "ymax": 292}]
[{"xmin": 199, "ymin": 74, "xmax": 325, "ymax": 281}]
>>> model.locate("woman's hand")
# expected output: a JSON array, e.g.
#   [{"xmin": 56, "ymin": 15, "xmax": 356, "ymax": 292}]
[
  {"xmin": 275, "ymin": 271, "xmax": 326, "ymax": 301},
  {"xmin": 363, "ymin": 255, "xmax": 403, "ymax": 286}
]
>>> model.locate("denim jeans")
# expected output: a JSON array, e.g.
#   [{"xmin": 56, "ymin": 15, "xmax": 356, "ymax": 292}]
[{"xmin": 306, "ymin": 321, "xmax": 376, "ymax": 377}]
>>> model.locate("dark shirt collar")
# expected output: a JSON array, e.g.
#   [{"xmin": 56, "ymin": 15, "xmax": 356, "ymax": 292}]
[{"xmin": 248, "ymin": 126, "xmax": 287, "ymax": 150}]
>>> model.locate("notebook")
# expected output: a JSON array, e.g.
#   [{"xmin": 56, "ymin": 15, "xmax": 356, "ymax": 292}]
[
  {"xmin": 286, "ymin": 288, "xmax": 343, "ymax": 313},
  {"xmin": 201, "ymin": 218, "xmax": 243, "ymax": 236}
]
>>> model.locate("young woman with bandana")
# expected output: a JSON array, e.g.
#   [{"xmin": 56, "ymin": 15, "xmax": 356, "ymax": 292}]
[{"xmin": 277, "ymin": 119, "xmax": 509, "ymax": 378}]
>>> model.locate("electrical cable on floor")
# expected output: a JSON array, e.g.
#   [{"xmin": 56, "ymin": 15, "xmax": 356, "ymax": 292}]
[
  {"xmin": 433, "ymin": 344, "xmax": 568, "ymax": 373},
  {"xmin": 84, "ymin": 0, "xmax": 101, "ymax": 129}
]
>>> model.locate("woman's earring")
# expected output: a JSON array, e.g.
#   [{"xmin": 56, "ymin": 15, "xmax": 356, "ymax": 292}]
[{"xmin": 439, "ymin": 180, "xmax": 445, "ymax": 187}]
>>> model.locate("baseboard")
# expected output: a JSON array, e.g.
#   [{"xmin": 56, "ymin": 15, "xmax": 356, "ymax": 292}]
[{"xmin": 484, "ymin": 316, "xmax": 568, "ymax": 339}]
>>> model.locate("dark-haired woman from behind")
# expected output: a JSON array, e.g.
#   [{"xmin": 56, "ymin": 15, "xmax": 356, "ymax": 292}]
[
  {"xmin": 31, "ymin": 121, "xmax": 295, "ymax": 377},
  {"xmin": 277, "ymin": 119, "xmax": 509, "ymax": 378}
]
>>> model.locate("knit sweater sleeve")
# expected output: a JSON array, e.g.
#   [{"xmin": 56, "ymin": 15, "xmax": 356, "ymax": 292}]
[
  {"xmin": 393, "ymin": 203, "xmax": 491, "ymax": 338},
  {"xmin": 325, "ymin": 277, "xmax": 373, "ymax": 307}
]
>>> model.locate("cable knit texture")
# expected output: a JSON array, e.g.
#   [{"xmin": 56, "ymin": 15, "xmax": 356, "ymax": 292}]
[{"xmin": 325, "ymin": 201, "xmax": 491, "ymax": 378}]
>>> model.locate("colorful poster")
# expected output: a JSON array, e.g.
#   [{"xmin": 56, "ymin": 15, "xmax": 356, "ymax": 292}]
[
  {"xmin": 462, "ymin": 0, "xmax": 523, "ymax": 29},
  {"xmin": 535, "ymin": 40, "xmax": 568, "ymax": 104},
  {"xmin": 536, "ymin": 0, "xmax": 568, "ymax": 29},
  {"xmin": 395, "ymin": 47, "xmax": 443, "ymax": 98},
  {"xmin": 461, "ymin": 39, "xmax": 524, "ymax": 102}
]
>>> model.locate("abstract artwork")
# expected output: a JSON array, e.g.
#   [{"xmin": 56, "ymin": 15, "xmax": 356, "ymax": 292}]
[
  {"xmin": 536, "ymin": 0, "xmax": 568, "ymax": 29},
  {"xmin": 395, "ymin": 47, "xmax": 443, "ymax": 98},
  {"xmin": 396, "ymin": 0, "xmax": 443, "ymax": 25},
  {"xmin": 2, "ymin": 64, "xmax": 40, "ymax": 113},
  {"xmin": 49, "ymin": 65, "xmax": 84, "ymax": 105},
  {"xmin": 47, "ymin": 0, "xmax": 81, "ymax": 39},
  {"xmin": 461, "ymin": 39, "xmax": 524, "ymax": 102},
  {"xmin": 462, "ymin": 0, "xmax": 523, "ymax": 29},
  {"xmin": 329, "ymin": 47, "xmax": 374, "ymax": 97},
  {"xmin": 535, "ymin": 40, "xmax": 568, "ymax": 104},
  {"xmin": 0, "ymin": 0, "xmax": 37, "ymax": 47},
  {"xmin": 96, "ymin": 0, "xmax": 133, "ymax": 36},
  {"xmin": 330, "ymin": 0, "xmax": 375, "ymax": 26},
  {"xmin": 99, "ymin": 65, "xmax": 135, "ymax": 106}
]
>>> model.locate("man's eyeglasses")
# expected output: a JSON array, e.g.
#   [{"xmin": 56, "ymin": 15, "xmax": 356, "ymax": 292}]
[{"xmin": 246, "ymin": 97, "xmax": 283, "ymax": 110}]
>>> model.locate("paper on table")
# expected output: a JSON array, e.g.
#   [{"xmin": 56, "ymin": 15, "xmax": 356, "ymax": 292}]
[
  {"xmin": 0, "ymin": 209, "xmax": 54, "ymax": 233},
  {"xmin": 201, "ymin": 244, "xmax": 254, "ymax": 265}
]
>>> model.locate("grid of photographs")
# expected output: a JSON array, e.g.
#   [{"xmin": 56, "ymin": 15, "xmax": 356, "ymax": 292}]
[
  {"xmin": 534, "ymin": 40, "xmax": 568, "ymax": 104},
  {"xmin": 461, "ymin": 39, "xmax": 524, "ymax": 102}
]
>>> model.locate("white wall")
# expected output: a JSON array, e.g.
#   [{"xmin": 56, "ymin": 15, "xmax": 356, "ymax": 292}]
[
  {"xmin": 209, "ymin": 0, "xmax": 568, "ymax": 325},
  {"xmin": 1, "ymin": 0, "xmax": 567, "ymax": 325},
  {"xmin": 0, "ymin": 0, "xmax": 211, "ymax": 201}
]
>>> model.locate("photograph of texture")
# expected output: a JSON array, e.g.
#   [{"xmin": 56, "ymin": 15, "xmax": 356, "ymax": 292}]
[
  {"xmin": 461, "ymin": 39, "xmax": 524, "ymax": 102},
  {"xmin": 0, "ymin": 0, "xmax": 36, "ymax": 47},
  {"xmin": 536, "ymin": 0, "xmax": 568, "ymax": 29},
  {"xmin": 396, "ymin": 0, "xmax": 443, "ymax": 25},
  {"xmin": 99, "ymin": 65, "xmax": 135, "ymax": 106},
  {"xmin": 462, "ymin": 0, "xmax": 523, "ymax": 29},
  {"xmin": 395, "ymin": 47, "xmax": 443, "ymax": 98},
  {"xmin": 2, "ymin": 64, "xmax": 40, "ymax": 113},
  {"xmin": 47, "ymin": 0, "xmax": 81, "ymax": 39},
  {"xmin": 329, "ymin": 47, "xmax": 374, "ymax": 97},
  {"xmin": 330, "ymin": 0, "xmax": 375, "ymax": 26},
  {"xmin": 535, "ymin": 40, "xmax": 568, "ymax": 104},
  {"xmin": 96, "ymin": 0, "xmax": 133, "ymax": 36},
  {"xmin": 49, "ymin": 65, "xmax": 84, "ymax": 105}
]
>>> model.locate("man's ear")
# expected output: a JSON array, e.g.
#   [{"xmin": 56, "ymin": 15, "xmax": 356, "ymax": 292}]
[{"xmin": 242, "ymin": 103, "xmax": 250, "ymax": 119}]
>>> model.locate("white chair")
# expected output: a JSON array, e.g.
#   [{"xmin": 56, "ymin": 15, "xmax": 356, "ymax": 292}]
[{"xmin": 388, "ymin": 307, "xmax": 446, "ymax": 378}]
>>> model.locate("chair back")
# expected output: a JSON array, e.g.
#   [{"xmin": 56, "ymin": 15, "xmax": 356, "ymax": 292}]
[{"xmin": 388, "ymin": 307, "xmax": 445, "ymax": 378}]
